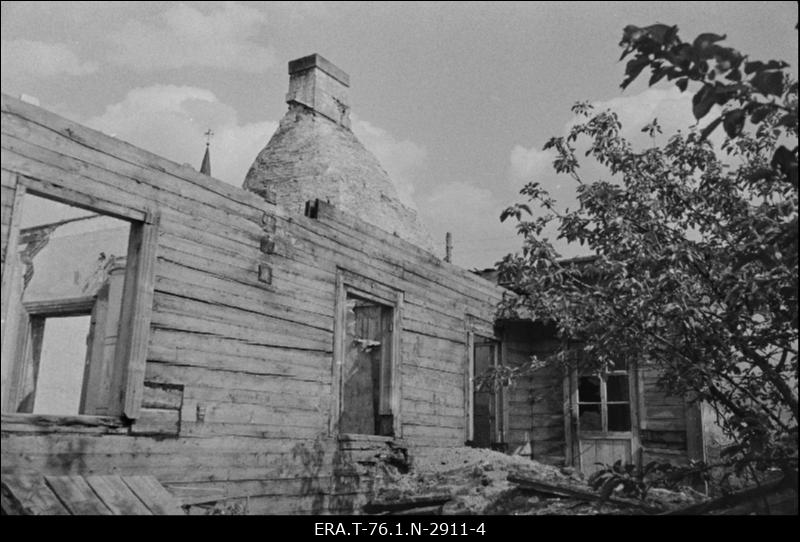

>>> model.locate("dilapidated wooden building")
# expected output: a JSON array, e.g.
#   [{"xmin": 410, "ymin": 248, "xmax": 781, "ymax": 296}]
[{"xmin": 1, "ymin": 54, "xmax": 710, "ymax": 514}]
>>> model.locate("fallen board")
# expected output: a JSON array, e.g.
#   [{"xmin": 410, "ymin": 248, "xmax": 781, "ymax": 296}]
[
  {"xmin": 507, "ymin": 471, "xmax": 661, "ymax": 514},
  {"xmin": 1, "ymin": 474, "xmax": 182, "ymax": 515}
]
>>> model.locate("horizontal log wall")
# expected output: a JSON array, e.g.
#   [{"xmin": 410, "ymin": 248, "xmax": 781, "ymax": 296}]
[
  {"xmin": 0, "ymin": 94, "xmax": 504, "ymax": 514},
  {"xmin": 502, "ymin": 323, "xmax": 697, "ymax": 470},
  {"xmin": 501, "ymin": 321, "xmax": 565, "ymax": 465}
]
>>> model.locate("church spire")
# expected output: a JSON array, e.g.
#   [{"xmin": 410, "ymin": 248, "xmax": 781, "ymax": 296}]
[{"xmin": 200, "ymin": 129, "xmax": 213, "ymax": 176}]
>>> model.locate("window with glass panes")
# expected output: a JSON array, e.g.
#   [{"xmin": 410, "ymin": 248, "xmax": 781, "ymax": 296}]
[{"xmin": 577, "ymin": 361, "xmax": 632, "ymax": 433}]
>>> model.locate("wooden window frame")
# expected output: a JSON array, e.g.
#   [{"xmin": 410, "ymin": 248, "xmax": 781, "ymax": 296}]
[
  {"xmin": 574, "ymin": 364, "xmax": 636, "ymax": 438},
  {"xmin": 0, "ymin": 178, "xmax": 159, "ymax": 422},
  {"xmin": 330, "ymin": 268, "xmax": 403, "ymax": 439}
]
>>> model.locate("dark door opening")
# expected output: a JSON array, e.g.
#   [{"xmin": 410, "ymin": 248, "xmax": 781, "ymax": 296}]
[{"xmin": 472, "ymin": 337, "xmax": 501, "ymax": 449}]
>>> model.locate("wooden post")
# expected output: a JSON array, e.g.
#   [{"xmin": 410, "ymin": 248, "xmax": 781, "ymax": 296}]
[
  {"xmin": 444, "ymin": 232, "xmax": 452, "ymax": 263},
  {"xmin": 466, "ymin": 331, "xmax": 475, "ymax": 443}
]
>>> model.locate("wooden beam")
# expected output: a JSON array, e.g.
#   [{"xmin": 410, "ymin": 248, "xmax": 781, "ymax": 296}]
[
  {"xmin": 118, "ymin": 211, "xmax": 159, "ymax": 419},
  {"xmin": 1, "ymin": 180, "xmax": 24, "ymax": 412}
]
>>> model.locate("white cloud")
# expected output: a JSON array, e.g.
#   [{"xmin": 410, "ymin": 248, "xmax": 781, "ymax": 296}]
[
  {"xmin": 509, "ymin": 144, "xmax": 556, "ymax": 183},
  {"xmin": 507, "ymin": 86, "xmax": 718, "ymax": 193},
  {"xmin": 109, "ymin": 3, "xmax": 275, "ymax": 72},
  {"xmin": 353, "ymin": 117, "xmax": 427, "ymax": 209},
  {"xmin": 590, "ymin": 86, "xmax": 695, "ymax": 140},
  {"xmin": 81, "ymin": 85, "xmax": 428, "ymax": 206},
  {"xmin": 0, "ymin": 39, "xmax": 98, "ymax": 79},
  {"xmin": 85, "ymin": 85, "xmax": 277, "ymax": 187}
]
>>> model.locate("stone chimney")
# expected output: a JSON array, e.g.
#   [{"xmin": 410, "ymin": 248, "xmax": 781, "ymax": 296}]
[
  {"xmin": 286, "ymin": 54, "xmax": 351, "ymax": 128},
  {"xmin": 243, "ymin": 54, "xmax": 434, "ymax": 253}
]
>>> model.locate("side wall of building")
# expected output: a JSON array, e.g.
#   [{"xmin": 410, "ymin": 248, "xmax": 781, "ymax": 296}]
[
  {"xmin": 501, "ymin": 321, "xmax": 704, "ymax": 471},
  {"xmin": 0, "ymin": 94, "xmax": 504, "ymax": 514}
]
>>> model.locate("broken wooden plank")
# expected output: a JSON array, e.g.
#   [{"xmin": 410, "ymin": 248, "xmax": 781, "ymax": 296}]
[
  {"xmin": 507, "ymin": 471, "xmax": 661, "ymax": 513},
  {"xmin": 375, "ymin": 504, "xmax": 444, "ymax": 516},
  {"xmin": 164, "ymin": 485, "xmax": 227, "ymax": 505},
  {"xmin": 1, "ymin": 475, "xmax": 70, "ymax": 515},
  {"xmin": 121, "ymin": 475, "xmax": 183, "ymax": 515},
  {"xmin": 44, "ymin": 475, "xmax": 113, "ymax": 515},
  {"xmin": 661, "ymin": 475, "xmax": 791, "ymax": 515},
  {"xmin": 363, "ymin": 492, "xmax": 452, "ymax": 514},
  {"xmin": 85, "ymin": 475, "xmax": 152, "ymax": 515}
]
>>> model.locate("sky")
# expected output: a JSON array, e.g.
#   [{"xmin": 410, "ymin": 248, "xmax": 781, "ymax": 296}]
[{"xmin": 2, "ymin": 1, "xmax": 798, "ymax": 270}]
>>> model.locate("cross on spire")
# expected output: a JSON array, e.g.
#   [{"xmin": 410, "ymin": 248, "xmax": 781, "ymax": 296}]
[{"xmin": 200, "ymin": 128, "xmax": 213, "ymax": 176}]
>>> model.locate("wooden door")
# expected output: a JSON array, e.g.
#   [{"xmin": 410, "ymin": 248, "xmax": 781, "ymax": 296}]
[{"xmin": 570, "ymin": 361, "xmax": 639, "ymax": 476}]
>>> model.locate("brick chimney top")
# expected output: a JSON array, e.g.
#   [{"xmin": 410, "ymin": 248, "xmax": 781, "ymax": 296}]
[{"xmin": 286, "ymin": 54, "xmax": 350, "ymax": 128}]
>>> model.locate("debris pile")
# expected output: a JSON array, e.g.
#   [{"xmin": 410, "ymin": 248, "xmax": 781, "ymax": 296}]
[{"xmin": 366, "ymin": 446, "xmax": 708, "ymax": 515}]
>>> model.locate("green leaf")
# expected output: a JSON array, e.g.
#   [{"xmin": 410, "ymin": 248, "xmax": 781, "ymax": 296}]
[
  {"xmin": 693, "ymin": 32, "xmax": 726, "ymax": 50},
  {"xmin": 744, "ymin": 60, "xmax": 765, "ymax": 74},
  {"xmin": 751, "ymin": 70, "xmax": 784, "ymax": 96},
  {"xmin": 692, "ymin": 84, "xmax": 716, "ymax": 120},
  {"xmin": 777, "ymin": 113, "xmax": 797, "ymax": 129},
  {"xmin": 722, "ymin": 109, "xmax": 746, "ymax": 138},
  {"xmin": 649, "ymin": 67, "xmax": 667, "ymax": 86},
  {"xmin": 622, "ymin": 56, "xmax": 650, "ymax": 90},
  {"xmin": 771, "ymin": 145, "xmax": 798, "ymax": 187}
]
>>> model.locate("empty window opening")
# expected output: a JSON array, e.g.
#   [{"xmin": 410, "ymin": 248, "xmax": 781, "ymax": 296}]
[
  {"xmin": 2, "ymin": 193, "xmax": 131, "ymax": 416},
  {"xmin": 472, "ymin": 336, "xmax": 502, "ymax": 449},
  {"xmin": 340, "ymin": 294, "xmax": 394, "ymax": 436},
  {"xmin": 28, "ymin": 315, "xmax": 91, "ymax": 414}
]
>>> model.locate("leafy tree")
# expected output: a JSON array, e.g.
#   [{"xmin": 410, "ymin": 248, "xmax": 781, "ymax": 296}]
[{"xmin": 499, "ymin": 24, "xmax": 798, "ymax": 487}]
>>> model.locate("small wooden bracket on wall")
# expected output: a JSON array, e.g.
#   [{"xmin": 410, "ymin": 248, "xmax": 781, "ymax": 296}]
[
  {"xmin": 258, "ymin": 263, "xmax": 273, "ymax": 284},
  {"xmin": 304, "ymin": 199, "xmax": 320, "ymax": 219},
  {"xmin": 260, "ymin": 236, "xmax": 276, "ymax": 254},
  {"xmin": 261, "ymin": 212, "xmax": 276, "ymax": 233}
]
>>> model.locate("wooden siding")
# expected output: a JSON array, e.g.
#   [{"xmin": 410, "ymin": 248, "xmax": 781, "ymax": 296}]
[
  {"xmin": 501, "ymin": 321, "xmax": 566, "ymax": 465},
  {"xmin": 0, "ymin": 94, "xmax": 505, "ymax": 514},
  {"xmin": 501, "ymin": 321, "xmax": 698, "ymax": 470}
]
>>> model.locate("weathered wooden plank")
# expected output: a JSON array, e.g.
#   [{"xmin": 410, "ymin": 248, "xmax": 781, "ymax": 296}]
[
  {"xmin": 311, "ymin": 201, "xmax": 502, "ymax": 300},
  {"xmin": 142, "ymin": 384, "xmax": 183, "ymax": 410},
  {"xmin": 182, "ymin": 384, "xmax": 321, "ymax": 412},
  {"xmin": 181, "ymin": 401, "xmax": 324, "ymax": 429},
  {"xmin": 1, "ymin": 94, "xmax": 274, "ymax": 213},
  {"xmin": 1, "ymin": 475, "xmax": 70, "ymax": 515},
  {"xmin": 288, "ymin": 207, "xmax": 500, "ymax": 301},
  {"xmin": 85, "ymin": 475, "xmax": 153, "ymax": 515},
  {"xmin": 129, "ymin": 409, "xmax": 180, "ymax": 436},
  {"xmin": 0, "ymin": 414, "xmax": 128, "ymax": 434},
  {"xmin": 119, "ymin": 215, "xmax": 159, "ymax": 419},
  {"xmin": 403, "ymin": 413, "xmax": 464, "ymax": 430},
  {"xmin": 154, "ymin": 260, "xmax": 334, "ymax": 327},
  {"xmin": 1, "ymin": 152, "xmax": 148, "ymax": 222},
  {"xmin": 121, "ymin": 476, "xmax": 183, "ymax": 515},
  {"xmin": 145, "ymin": 360, "xmax": 329, "ymax": 397},
  {"xmin": 44, "ymin": 475, "xmax": 113, "ymax": 515},
  {"xmin": 147, "ymin": 340, "xmax": 329, "ymax": 382},
  {"xmin": 150, "ymin": 297, "xmax": 333, "ymax": 352},
  {"xmin": 2, "ymin": 432, "xmax": 329, "ymax": 456},
  {"xmin": 508, "ymin": 471, "xmax": 659, "ymax": 513}
]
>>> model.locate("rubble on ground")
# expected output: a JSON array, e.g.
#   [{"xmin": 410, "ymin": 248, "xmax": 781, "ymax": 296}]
[{"xmin": 367, "ymin": 446, "xmax": 709, "ymax": 515}]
